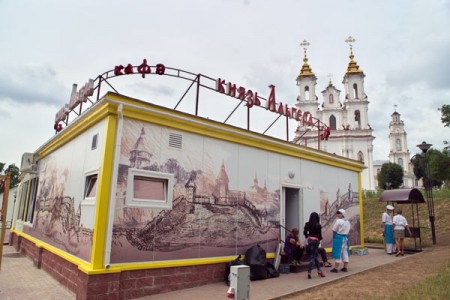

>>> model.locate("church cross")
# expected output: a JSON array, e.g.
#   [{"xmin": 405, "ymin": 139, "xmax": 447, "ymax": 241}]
[
  {"xmin": 300, "ymin": 40, "xmax": 310, "ymax": 55},
  {"xmin": 345, "ymin": 36, "xmax": 356, "ymax": 49}
]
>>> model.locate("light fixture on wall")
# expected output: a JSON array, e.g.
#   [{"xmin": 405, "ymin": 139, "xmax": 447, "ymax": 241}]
[{"xmin": 288, "ymin": 171, "xmax": 295, "ymax": 179}]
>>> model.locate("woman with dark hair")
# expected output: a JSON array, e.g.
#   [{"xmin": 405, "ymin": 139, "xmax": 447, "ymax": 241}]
[{"xmin": 303, "ymin": 212, "xmax": 326, "ymax": 279}]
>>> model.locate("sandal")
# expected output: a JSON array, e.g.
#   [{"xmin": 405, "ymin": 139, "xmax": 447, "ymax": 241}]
[{"xmin": 324, "ymin": 262, "xmax": 332, "ymax": 267}]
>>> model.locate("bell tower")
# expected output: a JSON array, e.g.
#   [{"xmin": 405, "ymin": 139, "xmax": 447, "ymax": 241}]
[
  {"xmin": 294, "ymin": 36, "xmax": 375, "ymax": 190},
  {"xmin": 295, "ymin": 40, "xmax": 319, "ymax": 121},
  {"xmin": 388, "ymin": 108, "xmax": 415, "ymax": 187},
  {"xmin": 342, "ymin": 36, "xmax": 368, "ymax": 130}
]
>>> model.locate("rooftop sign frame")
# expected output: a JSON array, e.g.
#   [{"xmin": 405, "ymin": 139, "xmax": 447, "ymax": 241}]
[{"xmin": 54, "ymin": 59, "xmax": 330, "ymax": 145}]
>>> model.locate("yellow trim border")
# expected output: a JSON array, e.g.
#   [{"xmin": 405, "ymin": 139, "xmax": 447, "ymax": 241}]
[
  {"xmin": 11, "ymin": 229, "xmax": 277, "ymax": 275},
  {"xmin": 90, "ymin": 114, "xmax": 117, "ymax": 270},
  {"xmin": 358, "ymin": 172, "xmax": 365, "ymax": 246},
  {"xmin": 11, "ymin": 230, "xmax": 91, "ymax": 272}
]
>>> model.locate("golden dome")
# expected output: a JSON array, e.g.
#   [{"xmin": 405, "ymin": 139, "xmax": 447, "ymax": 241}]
[
  {"xmin": 345, "ymin": 36, "xmax": 364, "ymax": 74},
  {"xmin": 298, "ymin": 40, "xmax": 315, "ymax": 77}
]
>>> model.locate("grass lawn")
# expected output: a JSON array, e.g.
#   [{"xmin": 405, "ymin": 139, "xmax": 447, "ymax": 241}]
[
  {"xmin": 391, "ymin": 261, "xmax": 450, "ymax": 300},
  {"xmin": 363, "ymin": 188, "xmax": 450, "ymax": 299},
  {"xmin": 363, "ymin": 188, "xmax": 450, "ymax": 248}
]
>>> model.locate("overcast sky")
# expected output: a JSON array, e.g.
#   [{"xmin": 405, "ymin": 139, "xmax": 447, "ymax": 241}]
[{"xmin": 1, "ymin": 0, "xmax": 449, "ymax": 168}]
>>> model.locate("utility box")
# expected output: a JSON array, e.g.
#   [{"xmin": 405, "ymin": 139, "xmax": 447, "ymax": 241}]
[{"xmin": 228, "ymin": 265, "xmax": 250, "ymax": 300}]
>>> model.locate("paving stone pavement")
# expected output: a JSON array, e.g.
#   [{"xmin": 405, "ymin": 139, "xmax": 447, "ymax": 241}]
[
  {"xmin": 0, "ymin": 237, "xmax": 407, "ymax": 300},
  {"xmin": 0, "ymin": 244, "xmax": 75, "ymax": 300}
]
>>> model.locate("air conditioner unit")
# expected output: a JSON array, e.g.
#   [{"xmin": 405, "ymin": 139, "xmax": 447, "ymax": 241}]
[{"xmin": 20, "ymin": 153, "xmax": 38, "ymax": 173}]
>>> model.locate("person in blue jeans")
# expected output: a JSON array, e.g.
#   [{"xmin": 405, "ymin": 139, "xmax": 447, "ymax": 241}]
[{"xmin": 303, "ymin": 212, "xmax": 326, "ymax": 279}]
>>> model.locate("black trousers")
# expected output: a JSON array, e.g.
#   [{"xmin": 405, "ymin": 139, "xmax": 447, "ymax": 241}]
[
  {"xmin": 292, "ymin": 246, "xmax": 304, "ymax": 261},
  {"xmin": 318, "ymin": 247, "xmax": 328, "ymax": 262}
]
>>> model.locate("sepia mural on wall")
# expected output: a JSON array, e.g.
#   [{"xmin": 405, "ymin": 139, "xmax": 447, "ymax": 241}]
[
  {"xmin": 320, "ymin": 185, "xmax": 361, "ymax": 248},
  {"xmin": 111, "ymin": 119, "xmax": 281, "ymax": 263},
  {"xmin": 25, "ymin": 160, "xmax": 93, "ymax": 262}
]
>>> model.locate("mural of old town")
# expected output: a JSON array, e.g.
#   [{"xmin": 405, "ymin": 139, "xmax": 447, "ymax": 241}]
[
  {"xmin": 25, "ymin": 160, "xmax": 93, "ymax": 262},
  {"xmin": 320, "ymin": 184, "xmax": 361, "ymax": 248},
  {"xmin": 111, "ymin": 120, "xmax": 280, "ymax": 263}
]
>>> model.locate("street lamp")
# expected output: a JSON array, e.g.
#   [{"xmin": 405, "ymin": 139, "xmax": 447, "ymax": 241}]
[{"xmin": 416, "ymin": 141, "xmax": 436, "ymax": 245}]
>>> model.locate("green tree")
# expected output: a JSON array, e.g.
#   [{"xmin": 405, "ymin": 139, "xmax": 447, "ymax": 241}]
[
  {"xmin": 377, "ymin": 162, "xmax": 404, "ymax": 190},
  {"xmin": 411, "ymin": 149, "xmax": 450, "ymax": 188},
  {"xmin": 439, "ymin": 104, "xmax": 450, "ymax": 127},
  {"xmin": 0, "ymin": 163, "xmax": 21, "ymax": 190}
]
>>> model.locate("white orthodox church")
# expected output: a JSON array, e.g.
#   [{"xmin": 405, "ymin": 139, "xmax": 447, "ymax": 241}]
[{"xmin": 294, "ymin": 38, "xmax": 376, "ymax": 190}]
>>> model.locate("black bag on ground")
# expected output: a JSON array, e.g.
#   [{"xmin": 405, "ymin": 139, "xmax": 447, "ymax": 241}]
[
  {"xmin": 245, "ymin": 244, "xmax": 268, "ymax": 281},
  {"xmin": 245, "ymin": 244, "xmax": 267, "ymax": 265},
  {"xmin": 225, "ymin": 255, "xmax": 245, "ymax": 286},
  {"xmin": 266, "ymin": 262, "xmax": 280, "ymax": 278}
]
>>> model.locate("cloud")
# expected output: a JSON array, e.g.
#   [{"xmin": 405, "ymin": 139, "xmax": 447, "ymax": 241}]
[
  {"xmin": 0, "ymin": 106, "xmax": 11, "ymax": 119},
  {"xmin": 0, "ymin": 65, "xmax": 67, "ymax": 106},
  {"xmin": 386, "ymin": 0, "xmax": 450, "ymax": 90}
]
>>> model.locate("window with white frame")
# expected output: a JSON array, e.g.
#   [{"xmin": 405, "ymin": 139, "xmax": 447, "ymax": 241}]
[
  {"xmin": 16, "ymin": 177, "xmax": 39, "ymax": 224},
  {"xmin": 396, "ymin": 139, "xmax": 402, "ymax": 151},
  {"xmin": 398, "ymin": 158, "xmax": 404, "ymax": 169},
  {"xmin": 25, "ymin": 177, "xmax": 39, "ymax": 223},
  {"xmin": 126, "ymin": 169, "xmax": 174, "ymax": 209},
  {"xmin": 84, "ymin": 173, "xmax": 98, "ymax": 199},
  {"xmin": 17, "ymin": 181, "xmax": 28, "ymax": 221},
  {"xmin": 329, "ymin": 115, "xmax": 336, "ymax": 130}
]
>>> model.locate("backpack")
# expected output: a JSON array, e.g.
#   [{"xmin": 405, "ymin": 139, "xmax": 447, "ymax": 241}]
[{"xmin": 245, "ymin": 244, "xmax": 269, "ymax": 281}]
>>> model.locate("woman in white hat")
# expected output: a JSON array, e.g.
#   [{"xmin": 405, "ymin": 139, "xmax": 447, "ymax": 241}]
[
  {"xmin": 381, "ymin": 205, "xmax": 396, "ymax": 255},
  {"xmin": 330, "ymin": 209, "xmax": 351, "ymax": 273}
]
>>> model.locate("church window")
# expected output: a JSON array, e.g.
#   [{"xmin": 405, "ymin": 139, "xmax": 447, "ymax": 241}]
[
  {"xmin": 305, "ymin": 86, "xmax": 310, "ymax": 100},
  {"xmin": 126, "ymin": 168, "xmax": 174, "ymax": 209},
  {"xmin": 357, "ymin": 151, "xmax": 364, "ymax": 162},
  {"xmin": 398, "ymin": 158, "xmax": 404, "ymax": 168},
  {"xmin": 353, "ymin": 83, "xmax": 358, "ymax": 99},
  {"xmin": 354, "ymin": 110, "xmax": 361, "ymax": 128},
  {"xmin": 329, "ymin": 94, "xmax": 334, "ymax": 104},
  {"xmin": 396, "ymin": 139, "xmax": 402, "ymax": 151},
  {"xmin": 329, "ymin": 115, "xmax": 336, "ymax": 130}
]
